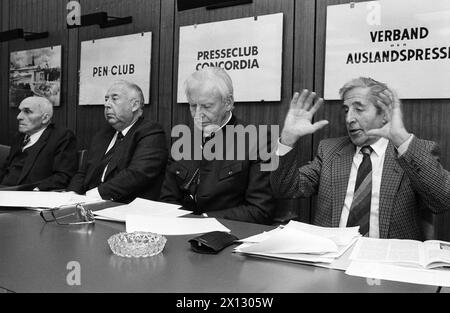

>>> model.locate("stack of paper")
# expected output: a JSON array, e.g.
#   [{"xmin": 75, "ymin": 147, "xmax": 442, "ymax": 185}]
[
  {"xmin": 0, "ymin": 191, "xmax": 104, "ymax": 208},
  {"xmin": 94, "ymin": 198, "xmax": 190, "ymax": 222},
  {"xmin": 234, "ymin": 221, "xmax": 361, "ymax": 264}
]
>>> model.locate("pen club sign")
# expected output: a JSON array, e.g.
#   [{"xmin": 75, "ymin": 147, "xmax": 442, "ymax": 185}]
[{"xmin": 78, "ymin": 32, "xmax": 152, "ymax": 105}]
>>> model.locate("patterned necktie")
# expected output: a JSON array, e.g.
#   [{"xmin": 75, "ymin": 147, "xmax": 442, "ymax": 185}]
[
  {"xmin": 347, "ymin": 146, "xmax": 373, "ymax": 236},
  {"xmin": 21, "ymin": 135, "xmax": 30, "ymax": 150}
]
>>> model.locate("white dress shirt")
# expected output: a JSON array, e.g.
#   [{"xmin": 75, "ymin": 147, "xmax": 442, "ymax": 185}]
[
  {"xmin": 86, "ymin": 121, "xmax": 138, "ymax": 200},
  {"xmin": 277, "ymin": 134, "xmax": 414, "ymax": 237},
  {"xmin": 23, "ymin": 127, "xmax": 47, "ymax": 151}
]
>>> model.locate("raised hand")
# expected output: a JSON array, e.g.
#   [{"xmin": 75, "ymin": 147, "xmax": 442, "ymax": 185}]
[
  {"xmin": 280, "ymin": 90, "xmax": 329, "ymax": 147},
  {"xmin": 366, "ymin": 89, "xmax": 411, "ymax": 147}
]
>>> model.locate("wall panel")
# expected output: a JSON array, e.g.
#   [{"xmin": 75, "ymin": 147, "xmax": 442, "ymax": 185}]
[
  {"xmin": 172, "ymin": 0, "xmax": 295, "ymax": 131},
  {"xmin": 0, "ymin": 0, "xmax": 8, "ymax": 145},
  {"xmin": 74, "ymin": 0, "xmax": 162, "ymax": 149},
  {"xmin": 4, "ymin": 0, "xmax": 68, "ymax": 145},
  {"xmin": 314, "ymin": 0, "xmax": 450, "ymax": 240}
]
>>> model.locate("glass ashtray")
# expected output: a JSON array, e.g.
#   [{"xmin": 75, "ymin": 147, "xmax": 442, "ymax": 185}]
[{"xmin": 108, "ymin": 231, "xmax": 167, "ymax": 258}]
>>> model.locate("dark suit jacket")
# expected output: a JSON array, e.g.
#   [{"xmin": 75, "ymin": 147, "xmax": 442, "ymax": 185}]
[
  {"xmin": 160, "ymin": 115, "xmax": 275, "ymax": 224},
  {"xmin": 0, "ymin": 124, "xmax": 77, "ymax": 190},
  {"xmin": 67, "ymin": 117, "xmax": 167, "ymax": 203},
  {"xmin": 271, "ymin": 136, "xmax": 450, "ymax": 240}
]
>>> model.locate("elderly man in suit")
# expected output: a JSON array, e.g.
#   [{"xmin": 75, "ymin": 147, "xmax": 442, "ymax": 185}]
[
  {"xmin": 160, "ymin": 67, "xmax": 274, "ymax": 224},
  {"xmin": 271, "ymin": 77, "xmax": 450, "ymax": 240},
  {"xmin": 0, "ymin": 96, "xmax": 77, "ymax": 190},
  {"xmin": 67, "ymin": 80, "xmax": 167, "ymax": 203}
]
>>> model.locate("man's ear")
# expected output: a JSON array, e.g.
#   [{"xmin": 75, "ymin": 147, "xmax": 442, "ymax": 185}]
[
  {"xmin": 41, "ymin": 113, "xmax": 51, "ymax": 125},
  {"xmin": 224, "ymin": 95, "xmax": 234, "ymax": 111},
  {"xmin": 131, "ymin": 98, "xmax": 141, "ymax": 112}
]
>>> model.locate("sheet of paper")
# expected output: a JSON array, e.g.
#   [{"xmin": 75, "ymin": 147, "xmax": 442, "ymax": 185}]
[
  {"xmin": 237, "ymin": 226, "xmax": 283, "ymax": 243},
  {"xmin": 235, "ymin": 236, "xmax": 358, "ymax": 265},
  {"xmin": 94, "ymin": 198, "xmax": 190, "ymax": 222},
  {"xmin": 284, "ymin": 220, "xmax": 360, "ymax": 246},
  {"xmin": 237, "ymin": 227, "xmax": 339, "ymax": 254},
  {"xmin": 126, "ymin": 215, "xmax": 230, "ymax": 235},
  {"xmin": 0, "ymin": 191, "xmax": 102, "ymax": 208},
  {"xmin": 346, "ymin": 261, "xmax": 450, "ymax": 287}
]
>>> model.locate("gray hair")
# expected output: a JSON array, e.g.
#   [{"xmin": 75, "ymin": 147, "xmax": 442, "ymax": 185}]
[
  {"xmin": 184, "ymin": 67, "xmax": 234, "ymax": 108},
  {"xmin": 21, "ymin": 96, "xmax": 53, "ymax": 120},
  {"xmin": 112, "ymin": 80, "xmax": 145, "ymax": 110},
  {"xmin": 339, "ymin": 77, "xmax": 390, "ymax": 114}
]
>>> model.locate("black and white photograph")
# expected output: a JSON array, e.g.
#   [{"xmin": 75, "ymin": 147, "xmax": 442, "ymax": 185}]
[
  {"xmin": 9, "ymin": 46, "xmax": 62, "ymax": 107},
  {"xmin": 0, "ymin": 0, "xmax": 449, "ymax": 297}
]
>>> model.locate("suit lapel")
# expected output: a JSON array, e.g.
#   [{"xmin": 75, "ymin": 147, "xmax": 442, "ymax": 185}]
[
  {"xmin": 331, "ymin": 141, "xmax": 355, "ymax": 227},
  {"xmin": 103, "ymin": 118, "xmax": 143, "ymax": 180},
  {"xmin": 18, "ymin": 126, "xmax": 52, "ymax": 183},
  {"xmin": 378, "ymin": 143, "xmax": 404, "ymax": 238},
  {"xmin": 85, "ymin": 128, "xmax": 115, "ymax": 184}
]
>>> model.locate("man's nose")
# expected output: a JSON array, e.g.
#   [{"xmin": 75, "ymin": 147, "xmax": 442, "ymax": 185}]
[
  {"xmin": 104, "ymin": 98, "xmax": 112, "ymax": 108},
  {"xmin": 346, "ymin": 110, "xmax": 356, "ymax": 124},
  {"xmin": 195, "ymin": 106, "xmax": 205, "ymax": 118},
  {"xmin": 17, "ymin": 111, "xmax": 23, "ymax": 120}
]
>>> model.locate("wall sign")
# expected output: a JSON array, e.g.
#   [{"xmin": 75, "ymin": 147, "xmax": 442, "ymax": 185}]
[
  {"xmin": 324, "ymin": 0, "xmax": 450, "ymax": 99},
  {"xmin": 79, "ymin": 32, "xmax": 151, "ymax": 105},
  {"xmin": 177, "ymin": 13, "xmax": 283, "ymax": 103}
]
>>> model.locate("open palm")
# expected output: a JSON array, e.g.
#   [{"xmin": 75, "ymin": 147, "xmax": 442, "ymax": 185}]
[
  {"xmin": 366, "ymin": 89, "xmax": 411, "ymax": 147},
  {"xmin": 281, "ymin": 90, "xmax": 329, "ymax": 146}
]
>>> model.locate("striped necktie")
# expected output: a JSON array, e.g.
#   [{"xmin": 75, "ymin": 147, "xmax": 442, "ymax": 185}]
[
  {"xmin": 347, "ymin": 146, "xmax": 373, "ymax": 236},
  {"xmin": 21, "ymin": 135, "xmax": 31, "ymax": 150}
]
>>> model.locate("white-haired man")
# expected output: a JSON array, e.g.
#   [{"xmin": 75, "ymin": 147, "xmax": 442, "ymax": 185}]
[
  {"xmin": 0, "ymin": 96, "xmax": 77, "ymax": 190},
  {"xmin": 160, "ymin": 67, "xmax": 274, "ymax": 224}
]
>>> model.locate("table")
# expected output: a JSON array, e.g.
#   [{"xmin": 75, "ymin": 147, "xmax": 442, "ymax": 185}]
[{"xmin": 0, "ymin": 205, "xmax": 439, "ymax": 293}]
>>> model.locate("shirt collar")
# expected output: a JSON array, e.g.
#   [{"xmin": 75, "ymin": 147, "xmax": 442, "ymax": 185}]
[
  {"xmin": 28, "ymin": 126, "xmax": 47, "ymax": 143},
  {"xmin": 203, "ymin": 112, "xmax": 233, "ymax": 138},
  {"xmin": 355, "ymin": 137, "xmax": 389, "ymax": 157},
  {"xmin": 119, "ymin": 119, "xmax": 138, "ymax": 137}
]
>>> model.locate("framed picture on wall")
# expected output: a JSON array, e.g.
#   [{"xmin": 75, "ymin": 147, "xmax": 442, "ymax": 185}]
[{"xmin": 9, "ymin": 45, "xmax": 62, "ymax": 107}]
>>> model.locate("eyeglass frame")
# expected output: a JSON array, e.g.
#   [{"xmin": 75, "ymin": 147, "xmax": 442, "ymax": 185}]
[{"xmin": 39, "ymin": 203, "xmax": 95, "ymax": 225}]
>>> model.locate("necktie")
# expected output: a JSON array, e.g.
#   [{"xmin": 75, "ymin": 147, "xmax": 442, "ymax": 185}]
[
  {"xmin": 105, "ymin": 131, "xmax": 124, "ymax": 157},
  {"xmin": 347, "ymin": 146, "xmax": 373, "ymax": 236},
  {"xmin": 89, "ymin": 132, "xmax": 124, "ymax": 188},
  {"xmin": 21, "ymin": 135, "xmax": 30, "ymax": 150}
]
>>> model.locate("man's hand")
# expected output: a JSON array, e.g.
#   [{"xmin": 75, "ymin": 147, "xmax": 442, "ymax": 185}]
[
  {"xmin": 280, "ymin": 90, "xmax": 329, "ymax": 147},
  {"xmin": 366, "ymin": 89, "xmax": 411, "ymax": 147}
]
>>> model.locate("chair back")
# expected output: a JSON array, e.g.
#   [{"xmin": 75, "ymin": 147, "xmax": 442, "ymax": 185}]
[{"xmin": 0, "ymin": 144, "xmax": 11, "ymax": 168}]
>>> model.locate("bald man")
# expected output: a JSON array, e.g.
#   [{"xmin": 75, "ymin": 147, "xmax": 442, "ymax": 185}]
[
  {"xmin": 0, "ymin": 96, "xmax": 77, "ymax": 190},
  {"xmin": 67, "ymin": 80, "xmax": 167, "ymax": 203}
]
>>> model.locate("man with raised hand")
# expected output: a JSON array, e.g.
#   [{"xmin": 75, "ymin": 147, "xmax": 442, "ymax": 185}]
[{"xmin": 271, "ymin": 77, "xmax": 450, "ymax": 239}]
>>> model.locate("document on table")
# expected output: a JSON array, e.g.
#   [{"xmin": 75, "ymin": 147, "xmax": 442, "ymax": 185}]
[
  {"xmin": 346, "ymin": 237, "xmax": 450, "ymax": 287},
  {"xmin": 350, "ymin": 237, "xmax": 450, "ymax": 269},
  {"xmin": 234, "ymin": 221, "xmax": 360, "ymax": 264},
  {"xmin": 346, "ymin": 261, "xmax": 450, "ymax": 287},
  {"xmin": 126, "ymin": 214, "xmax": 230, "ymax": 235},
  {"xmin": 0, "ymin": 191, "xmax": 102, "ymax": 208},
  {"xmin": 94, "ymin": 198, "xmax": 190, "ymax": 222}
]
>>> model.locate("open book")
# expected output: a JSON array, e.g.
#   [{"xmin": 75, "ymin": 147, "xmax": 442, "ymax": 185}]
[
  {"xmin": 234, "ymin": 221, "xmax": 361, "ymax": 264},
  {"xmin": 350, "ymin": 237, "xmax": 450, "ymax": 269}
]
